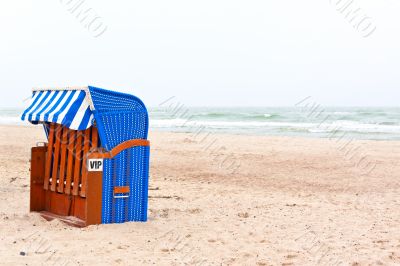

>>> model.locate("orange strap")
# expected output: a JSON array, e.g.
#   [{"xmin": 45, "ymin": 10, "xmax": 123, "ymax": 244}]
[
  {"xmin": 89, "ymin": 139, "xmax": 150, "ymax": 159},
  {"xmin": 114, "ymin": 186, "xmax": 130, "ymax": 194}
]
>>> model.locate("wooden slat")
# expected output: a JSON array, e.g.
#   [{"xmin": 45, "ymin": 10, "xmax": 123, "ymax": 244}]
[
  {"xmin": 65, "ymin": 130, "xmax": 76, "ymax": 195},
  {"xmin": 80, "ymin": 128, "xmax": 91, "ymax": 197},
  {"xmin": 91, "ymin": 127, "xmax": 98, "ymax": 148},
  {"xmin": 57, "ymin": 127, "xmax": 68, "ymax": 193},
  {"xmin": 39, "ymin": 211, "xmax": 85, "ymax": 228},
  {"xmin": 86, "ymin": 169, "xmax": 103, "ymax": 226},
  {"xmin": 50, "ymin": 125, "xmax": 62, "ymax": 191},
  {"xmin": 30, "ymin": 147, "xmax": 47, "ymax": 212},
  {"xmin": 44, "ymin": 124, "xmax": 55, "ymax": 190},
  {"xmin": 72, "ymin": 131, "xmax": 83, "ymax": 196}
]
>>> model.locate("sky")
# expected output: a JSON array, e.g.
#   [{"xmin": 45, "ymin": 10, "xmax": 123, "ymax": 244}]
[{"xmin": 0, "ymin": 0, "xmax": 399, "ymax": 108}]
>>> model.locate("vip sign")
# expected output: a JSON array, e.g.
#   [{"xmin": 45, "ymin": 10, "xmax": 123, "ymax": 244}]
[{"xmin": 88, "ymin": 159, "xmax": 104, "ymax": 172}]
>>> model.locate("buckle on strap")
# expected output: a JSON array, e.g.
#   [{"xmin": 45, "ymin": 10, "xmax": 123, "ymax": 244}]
[{"xmin": 113, "ymin": 186, "xmax": 130, "ymax": 199}]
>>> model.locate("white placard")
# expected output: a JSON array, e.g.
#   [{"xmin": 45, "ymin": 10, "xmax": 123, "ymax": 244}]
[{"xmin": 88, "ymin": 159, "xmax": 104, "ymax": 172}]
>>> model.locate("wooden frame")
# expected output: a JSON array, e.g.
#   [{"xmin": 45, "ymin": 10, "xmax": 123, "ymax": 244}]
[
  {"xmin": 30, "ymin": 123, "xmax": 102, "ymax": 227},
  {"xmin": 30, "ymin": 123, "xmax": 151, "ymax": 227}
]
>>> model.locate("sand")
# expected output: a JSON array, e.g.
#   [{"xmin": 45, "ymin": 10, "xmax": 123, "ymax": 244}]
[{"xmin": 0, "ymin": 125, "xmax": 399, "ymax": 265}]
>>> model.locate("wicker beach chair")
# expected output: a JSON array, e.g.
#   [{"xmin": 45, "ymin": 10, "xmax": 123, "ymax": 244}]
[{"xmin": 21, "ymin": 86, "xmax": 150, "ymax": 226}]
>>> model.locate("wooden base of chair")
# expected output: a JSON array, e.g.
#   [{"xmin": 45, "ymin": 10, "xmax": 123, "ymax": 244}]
[
  {"xmin": 29, "ymin": 134, "xmax": 149, "ymax": 227},
  {"xmin": 30, "ymin": 145, "xmax": 102, "ymax": 227}
]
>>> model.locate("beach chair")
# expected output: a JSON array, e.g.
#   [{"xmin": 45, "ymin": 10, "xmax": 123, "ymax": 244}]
[{"xmin": 21, "ymin": 86, "xmax": 150, "ymax": 226}]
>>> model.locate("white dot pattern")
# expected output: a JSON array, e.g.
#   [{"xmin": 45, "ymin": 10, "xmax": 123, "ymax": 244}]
[{"xmin": 89, "ymin": 87, "xmax": 150, "ymax": 224}]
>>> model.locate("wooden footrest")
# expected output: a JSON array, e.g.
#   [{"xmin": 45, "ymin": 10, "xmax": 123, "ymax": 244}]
[{"xmin": 39, "ymin": 211, "xmax": 86, "ymax": 227}]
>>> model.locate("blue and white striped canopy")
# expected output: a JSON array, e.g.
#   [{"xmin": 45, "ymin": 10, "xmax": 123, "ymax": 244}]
[{"xmin": 21, "ymin": 89, "xmax": 94, "ymax": 130}]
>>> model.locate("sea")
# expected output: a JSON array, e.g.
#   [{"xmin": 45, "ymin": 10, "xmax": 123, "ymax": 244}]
[{"xmin": 4, "ymin": 107, "xmax": 400, "ymax": 140}]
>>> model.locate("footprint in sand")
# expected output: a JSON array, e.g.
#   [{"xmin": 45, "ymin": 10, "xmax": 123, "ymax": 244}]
[
  {"xmin": 281, "ymin": 254, "xmax": 298, "ymax": 266},
  {"xmin": 389, "ymin": 251, "xmax": 400, "ymax": 262}
]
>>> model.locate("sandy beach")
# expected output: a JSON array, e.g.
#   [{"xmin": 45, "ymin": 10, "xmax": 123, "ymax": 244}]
[{"xmin": 0, "ymin": 125, "xmax": 399, "ymax": 265}]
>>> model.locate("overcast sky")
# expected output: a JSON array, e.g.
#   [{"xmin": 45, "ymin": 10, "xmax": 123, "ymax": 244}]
[{"xmin": 1, "ymin": 1, "xmax": 399, "ymax": 108}]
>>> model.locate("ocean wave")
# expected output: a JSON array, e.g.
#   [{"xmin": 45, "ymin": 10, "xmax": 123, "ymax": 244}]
[
  {"xmin": 251, "ymin": 113, "xmax": 281, "ymax": 119},
  {"xmin": 150, "ymin": 119, "xmax": 400, "ymax": 134},
  {"xmin": 308, "ymin": 128, "xmax": 333, "ymax": 133},
  {"xmin": 2, "ymin": 107, "xmax": 400, "ymax": 139},
  {"xmin": 378, "ymin": 121, "xmax": 398, "ymax": 126},
  {"xmin": 197, "ymin": 112, "xmax": 230, "ymax": 118},
  {"xmin": 332, "ymin": 111, "xmax": 354, "ymax": 115},
  {"xmin": 150, "ymin": 119, "xmax": 313, "ymax": 128},
  {"xmin": 172, "ymin": 112, "xmax": 244, "ymax": 120},
  {"xmin": 178, "ymin": 112, "xmax": 282, "ymax": 121}
]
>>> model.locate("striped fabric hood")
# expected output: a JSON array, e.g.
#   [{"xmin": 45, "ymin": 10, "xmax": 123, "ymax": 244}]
[{"xmin": 21, "ymin": 87, "xmax": 94, "ymax": 130}]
